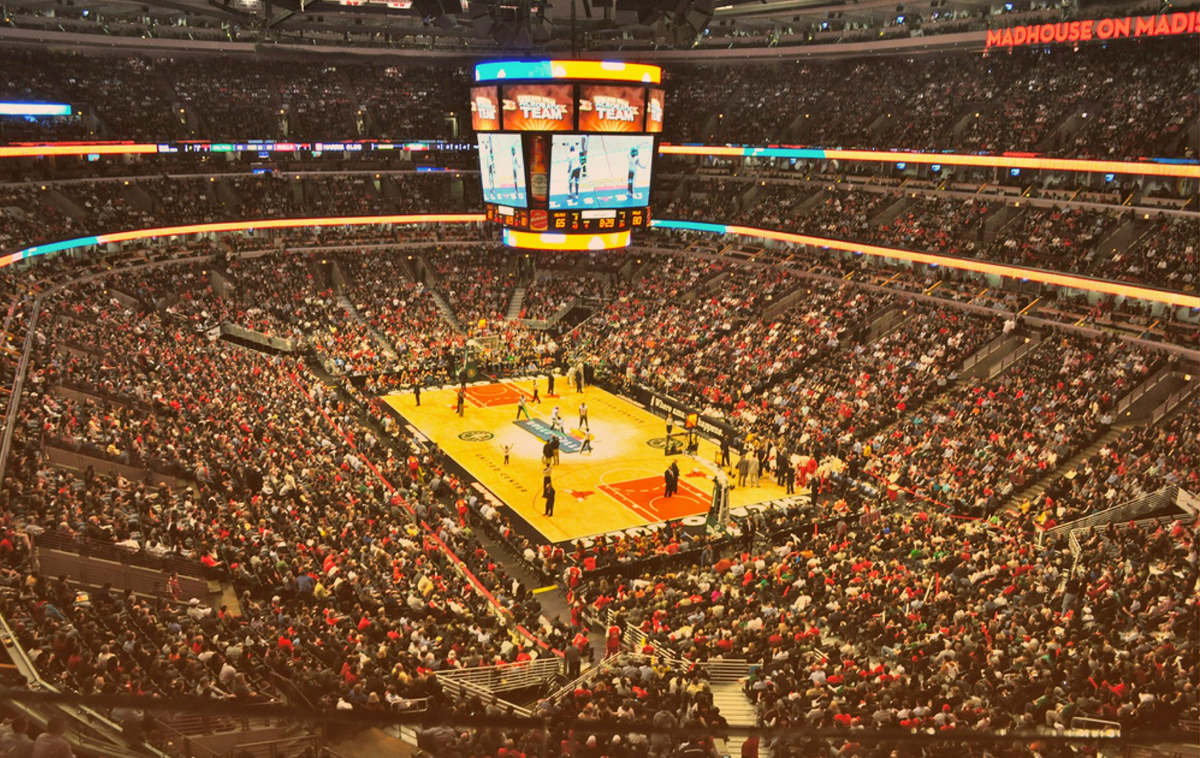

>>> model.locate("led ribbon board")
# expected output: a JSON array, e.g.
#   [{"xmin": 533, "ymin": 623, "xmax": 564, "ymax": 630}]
[
  {"xmin": 3, "ymin": 215, "xmax": 1195, "ymax": 307},
  {"xmin": 474, "ymin": 60, "xmax": 662, "ymax": 84},
  {"xmin": 649, "ymin": 219, "xmax": 1200, "ymax": 309},
  {"xmin": 657, "ymin": 144, "xmax": 1200, "ymax": 179},
  {"xmin": 501, "ymin": 229, "xmax": 631, "ymax": 250},
  {"xmin": 0, "ymin": 102, "xmax": 72, "ymax": 117},
  {"xmin": 4, "ymin": 139, "xmax": 1197, "ymax": 179},
  {"xmin": 0, "ymin": 214, "xmax": 485, "ymax": 268}
]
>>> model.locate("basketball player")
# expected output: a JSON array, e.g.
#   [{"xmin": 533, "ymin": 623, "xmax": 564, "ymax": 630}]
[
  {"xmin": 484, "ymin": 141, "xmax": 496, "ymax": 195},
  {"xmin": 510, "ymin": 144, "xmax": 521, "ymax": 200},
  {"xmin": 567, "ymin": 143, "xmax": 582, "ymax": 201},
  {"xmin": 626, "ymin": 144, "xmax": 647, "ymax": 196},
  {"xmin": 578, "ymin": 402, "xmax": 589, "ymax": 430}
]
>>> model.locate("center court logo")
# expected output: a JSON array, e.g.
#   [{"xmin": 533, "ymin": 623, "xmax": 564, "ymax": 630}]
[{"xmin": 458, "ymin": 430, "xmax": 495, "ymax": 442}]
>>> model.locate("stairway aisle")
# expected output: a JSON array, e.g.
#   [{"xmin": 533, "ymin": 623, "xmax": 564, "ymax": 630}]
[
  {"xmin": 336, "ymin": 295, "xmax": 398, "ymax": 360},
  {"xmin": 506, "ymin": 285, "xmax": 527, "ymax": 320},
  {"xmin": 711, "ymin": 681, "xmax": 766, "ymax": 758},
  {"xmin": 1000, "ymin": 425, "xmax": 1127, "ymax": 519}
]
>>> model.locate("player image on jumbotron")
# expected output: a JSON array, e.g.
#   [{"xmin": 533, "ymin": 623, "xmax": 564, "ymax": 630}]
[
  {"xmin": 477, "ymin": 133, "xmax": 528, "ymax": 208},
  {"xmin": 549, "ymin": 134, "xmax": 653, "ymax": 209}
]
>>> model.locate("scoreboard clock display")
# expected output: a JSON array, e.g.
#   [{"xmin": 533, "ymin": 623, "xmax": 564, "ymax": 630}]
[
  {"xmin": 548, "ymin": 208, "xmax": 649, "ymax": 232},
  {"xmin": 472, "ymin": 59, "xmax": 663, "ymax": 250}
]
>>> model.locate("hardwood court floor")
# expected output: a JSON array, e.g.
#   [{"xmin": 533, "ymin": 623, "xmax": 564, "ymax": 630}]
[{"xmin": 382, "ymin": 380, "xmax": 789, "ymax": 542}]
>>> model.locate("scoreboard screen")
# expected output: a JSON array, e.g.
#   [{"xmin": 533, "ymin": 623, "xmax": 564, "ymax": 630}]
[
  {"xmin": 501, "ymin": 84, "xmax": 574, "ymax": 131},
  {"xmin": 578, "ymin": 85, "xmax": 646, "ymax": 132},
  {"xmin": 478, "ymin": 133, "xmax": 528, "ymax": 208},
  {"xmin": 470, "ymin": 86, "xmax": 500, "ymax": 132},
  {"xmin": 473, "ymin": 60, "xmax": 662, "ymax": 249},
  {"xmin": 548, "ymin": 134, "xmax": 653, "ymax": 210},
  {"xmin": 488, "ymin": 205, "xmax": 650, "ymax": 232},
  {"xmin": 646, "ymin": 89, "xmax": 665, "ymax": 133}
]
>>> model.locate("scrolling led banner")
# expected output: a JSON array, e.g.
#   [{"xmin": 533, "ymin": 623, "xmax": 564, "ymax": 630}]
[{"xmin": 985, "ymin": 12, "xmax": 1200, "ymax": 48}]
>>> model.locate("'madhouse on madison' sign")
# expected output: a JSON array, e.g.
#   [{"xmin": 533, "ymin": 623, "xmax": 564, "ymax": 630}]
[{"xmin": 985, "ymin": 12, "xmax": 1200, "ymax": 48}]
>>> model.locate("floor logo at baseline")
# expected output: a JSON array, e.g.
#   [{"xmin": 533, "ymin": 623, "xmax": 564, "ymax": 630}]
[
  {"xmin": 458, "ymin": 430, "xmax": 495, "ymax": 442},
  {"xmin": 515, "ymin": 418, "xmax": 584, "ymax": 453}
]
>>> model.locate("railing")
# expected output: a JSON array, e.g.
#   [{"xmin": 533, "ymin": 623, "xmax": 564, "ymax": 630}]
[
  {"xmin": 985, "ymin": 331, "xmax": 1042, "ymax": 380},
  {"xmin": 1070, "ymin": 715, "xmax": 1122, "ymax": 736},
  {"xmin": 221, "ymin": 734, "xmax": 320, "ymax": 758},
  {"xmin": 1149, "ymin": 379, "xmax": 1197, "ymax": 426},
  {"xmin": 701, "ymin": 658, "xmax": 751, "ymax": 684},
  {"xmin": 1114, "ymin": 366, "xmax": 1172, "ymax": 416},
  {"xmin": 961, "ymin": 331, "xmax": 1018, "ymax": 374},
  {"xmin": 30, "ymin": 530, "xmax": 214, "ymax": 583},
  {"xmin": 437, "ymin": 676, "xmax": 533, "ymax": 718},
  {"xmin": 543, "ymin": 653, "xmax": 641, "ymax": 707},
  {"xmin": 434, "ymin": 657, "xmax": 562, "ymax": 695},
  {"xmin": 0, "ymin": 608, "xmax": 173, "ymax": 758},
  {"xmin": 157, "ymin": 720, "xmax": 223, "ymax": 758},
  {"xmin": 0, "ymin": 296, "xmax": 39, "ymax": 483},
  {"xmin": 1039, "ymin": 485, "xmax": 1184, "ymax": 544},
  {"xmin": 433, "ymin": 658, "xmax": 559, "ymax": 718}
]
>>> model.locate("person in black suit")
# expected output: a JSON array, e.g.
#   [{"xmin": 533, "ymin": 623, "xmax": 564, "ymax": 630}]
[{"xmin": 543, "ymin": 484, "xmax": 556, "ymax": 516}]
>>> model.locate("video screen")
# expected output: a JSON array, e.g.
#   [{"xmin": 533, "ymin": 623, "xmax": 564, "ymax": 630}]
[
  {"xmin": 548, "ymin": 134, "xmax": 653, "ymax": 210},
  {"xmin": 501, "ymin": 84, "xmax": 574, "ymax": 131},
  {"xmin": 478, "ymin": 133, "xmax": 528, "ymax": 208},
  {"xmin": 646, "ymin": 89, "xmax": 665, "ymax": 133},
  {"xmin": 578, "ymin": 85, "xmax": 645, "ymax": 132},
  {"xmin": 470, "ymin": 86, "xmax": 500, "ymax": 131}
]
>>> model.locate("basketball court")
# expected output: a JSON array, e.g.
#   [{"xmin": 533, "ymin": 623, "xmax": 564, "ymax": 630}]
[{"xmin": 380, "ymin": 380, "xmax": 790, "ymax": 543}]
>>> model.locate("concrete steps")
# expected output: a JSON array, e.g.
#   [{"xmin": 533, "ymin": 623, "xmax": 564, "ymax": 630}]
[
  {"xmin": 506, "ymin": 285, "xmax": 527, "ymax": 320},
  {"xmin": 711, "ymin": 681, "xmax": 765, "ymax": 758},
  {"xmin": 336, "ymin": 294, "xmax": 398, "ymax": 360},
  {"xmin": 1001, "ymin": 425, "xmax": 1127, "ymax": 519}
]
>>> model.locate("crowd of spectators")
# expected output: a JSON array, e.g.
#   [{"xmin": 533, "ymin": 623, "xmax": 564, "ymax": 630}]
[
  {"xmin": 520, "ymin": 272, "xmax": 614, "ymax": 321},
  {"xmin": 0, "ymin": 176, "xmax": 1194, "ymax": 755},
  {"xmin": 1, "ymin": 37, "xmax": 1195, "ymax": 159},
  {"xmin": 4, "ymin": 173, "xmax": 1197, "ymax": 304},
  {"xmin": 334, "ymin": 247, "xmax": 460, "ymax": 382},
  {"xmin": 664, "ymin": 178, "xmax": 1199, "ymax": 294},
  {"xmin": 0, "ymin": 51, "xmax": 468, "ymax": 142},
  {"xmin": 425, "ymin": 247, "xmax": 518, "ymax": 328},
  {"xmin": 578, "ymin": 503, "xmax": 1198, "ymax": 748},
  {"xmin": 574, "ymin": 266, "xmax": 887, "ymax": 418},
  {"xmin": 858, "ymin": 331, "xmax": 1161, "ymax": 514},
  {"xmin": 1033, "ymin": 406, "xmax": 1200, "ymax": 527},
  {"xmin": 665, "ymin": 37, "xmax": 1198, "ymax": 159},
  {"xmin": 5, "ymin": 270, "xmax": 582, "ymax": 723}
]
